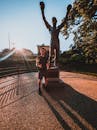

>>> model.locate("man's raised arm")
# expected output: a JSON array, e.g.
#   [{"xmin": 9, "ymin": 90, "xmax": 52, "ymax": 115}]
[
  {"xmin": 40, "ymin": 2, "xmax": 51, "ymax": 30},
  {"xmin": 58, "ymin": 4, "xmax": 72, "ymax": 30}
]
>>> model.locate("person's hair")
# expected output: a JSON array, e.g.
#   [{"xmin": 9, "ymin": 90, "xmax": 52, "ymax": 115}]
[
  {"xmin": 41, "ymin": 47, "xmax": 46, "ymax": 51},
  {"xmin": 40, "ymin": 47, "xmax": 46, "ymax": 53}
]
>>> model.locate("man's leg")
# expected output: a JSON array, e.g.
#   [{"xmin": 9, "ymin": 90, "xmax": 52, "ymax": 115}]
[
  {"xmin": 45, "ymin": 77, "xmax": 48, "ymax": 87},
  {"xmin": 43, "ymin": 77, "xmax": 48, "ymax": 91},
  {"xmin": 44, "ymin": 71, "xmax": 48, "ymax": 90},
  {"xmin": 38, "ymin": 72, "xmax": 42, "ymax": 94},
  {"xmin": 38, "ymin": 79, "xmax": 42, "ymax": 94},
  {"xmin": 38, "ymin": 79, "xmax": 41, "ymax": 88},
  {"xmin": 42, "ymin": 70, "xmax": 48, "ymax": 87}
]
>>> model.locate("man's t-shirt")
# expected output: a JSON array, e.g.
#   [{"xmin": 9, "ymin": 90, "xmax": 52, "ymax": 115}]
[{"xmin": 38, "ymin": 55, "xmax": 48, "ymax": 71}]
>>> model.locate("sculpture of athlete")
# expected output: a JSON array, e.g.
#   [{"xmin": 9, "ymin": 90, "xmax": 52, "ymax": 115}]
[{"xmin": 40, "ymin": 2, "xmax": 72, "ymax": 64}]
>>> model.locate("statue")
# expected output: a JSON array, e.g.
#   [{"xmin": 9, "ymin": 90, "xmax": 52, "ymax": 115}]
[{"xmin": 40, "ymin": 2, "xmax": 72, "ymax": 66}]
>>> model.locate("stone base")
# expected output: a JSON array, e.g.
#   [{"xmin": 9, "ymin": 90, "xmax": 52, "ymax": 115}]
[{"xmin": 47, "ymin": 67, "xmax": 59, "ymax": 80}]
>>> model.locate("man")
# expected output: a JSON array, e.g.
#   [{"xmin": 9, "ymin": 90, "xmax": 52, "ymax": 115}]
[
  {"xmin": 40, "ymin": 2, "xmax": 72, "ymax": 64},
  {"xmin": 36, "ymin": 48, "xmax": 49, "ymax": 94}
]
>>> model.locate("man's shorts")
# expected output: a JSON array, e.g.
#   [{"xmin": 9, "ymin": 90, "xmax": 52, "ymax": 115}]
[{"xmin": 38, "ymin": 70, "xmax": 47, "ymax": 80}]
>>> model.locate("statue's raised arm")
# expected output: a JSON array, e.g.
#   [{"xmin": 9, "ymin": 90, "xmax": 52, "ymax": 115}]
[
  {"xmin": 40, "ymin": 2, "xmax": 51, "ymax": 30},
  {"xmin": 58, "ymin": 4, "xmax": 72, "ymax": 30}
]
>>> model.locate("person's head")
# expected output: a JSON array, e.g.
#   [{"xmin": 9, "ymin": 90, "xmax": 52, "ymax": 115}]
[
  {"xmin": 52, "ymin": 17, "xmax": 57, "ymax": 26},
  {"xmin": 40, "ymin": 47, "xmax": 46, "ymax": 56}
]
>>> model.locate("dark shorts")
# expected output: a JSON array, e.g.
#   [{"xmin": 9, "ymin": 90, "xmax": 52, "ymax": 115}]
[{"xmin": 38, "ymin": 70, "xmax": 47, "ymax": 80}]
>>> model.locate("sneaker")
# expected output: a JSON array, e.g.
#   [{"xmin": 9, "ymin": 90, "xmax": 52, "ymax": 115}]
[
  {"xmin": 45, "ymin": 85, "xmax": 48, "ymax": 91},
  {"xmin": 43, "ymin": 84, "xmax": 48, "ymax": 91}
]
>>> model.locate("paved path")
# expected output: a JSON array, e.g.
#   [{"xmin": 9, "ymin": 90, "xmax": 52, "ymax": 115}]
[
  {"xmin": 0, "ymin": 73, "xmax": 63, "ymax": 130},
  {"xmin": 0, "ymin": 72, "xmax": 97, "ymax": 130},
  {"xmin": 60, "ymin": 71, "xmax": 97, "ymax": 101}
]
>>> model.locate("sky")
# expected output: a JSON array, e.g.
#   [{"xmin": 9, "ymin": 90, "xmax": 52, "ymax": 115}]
[{"xmin": 0, "ymin": 0, "xmax": 74, "ymax": 53}]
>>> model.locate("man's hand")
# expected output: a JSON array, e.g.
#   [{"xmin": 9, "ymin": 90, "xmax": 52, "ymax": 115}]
[
  {"xmin": 65, "ymin": 4, "xmax": 72, "ymax": 20},
  {"xmin": 38, "ymin": 64, "xmax": 42, "ymax": 68},
  {"xmin": 67, "ymin": 4, "xmax": 72, "ymax": 15},
  {"xmin": 40, "ymin": 1, "xmax": 45, "ymax": 11}
]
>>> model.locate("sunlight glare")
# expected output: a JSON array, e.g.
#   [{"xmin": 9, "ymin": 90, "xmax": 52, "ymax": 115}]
[{"xmin": 15, "ymin": 46, "xmax": 23, "ymax": 53}]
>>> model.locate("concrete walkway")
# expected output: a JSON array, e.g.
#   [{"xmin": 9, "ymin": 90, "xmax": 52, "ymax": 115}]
[
  {"xmin": 0, "ymin": 73, "xmax": 63, "ymax": 130},
  {"xmin": 0, "ymin": 72, "xmax": 97, "ymax": 130}
]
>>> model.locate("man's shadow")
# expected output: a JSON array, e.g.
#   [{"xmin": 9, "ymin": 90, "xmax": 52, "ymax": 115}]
[{"xmin": 47, "ymin": 80, "xmax": 97, "ymax": 129}]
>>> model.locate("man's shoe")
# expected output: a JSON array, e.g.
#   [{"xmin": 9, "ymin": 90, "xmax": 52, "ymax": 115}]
[{"xmin": 43, "ymin": 84, "xmax": 48, "ymax": 91}]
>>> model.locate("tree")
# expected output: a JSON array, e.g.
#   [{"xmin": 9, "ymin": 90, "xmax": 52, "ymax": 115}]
[{"xmin": 62, "ymin": 0, "xmax": 97, "ymax": 63}]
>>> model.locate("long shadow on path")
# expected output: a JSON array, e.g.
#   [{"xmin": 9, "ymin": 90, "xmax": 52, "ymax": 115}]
[{"xmin": 46, "ymin": 81, "xmax": 97, "ymax": 129}]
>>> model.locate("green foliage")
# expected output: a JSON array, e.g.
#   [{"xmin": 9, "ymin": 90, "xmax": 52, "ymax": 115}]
[
  {"xmin": 70, "ymin": 54, "xmax": 85, "ymax": 63},
  {"xmin": 59, "ymin": 57, "xmax": 69, "ymax": 64},
  {"xmin": 59, "ymin": 50, "xmax": 85, "ymax": 64},
  {"xmin": 62, "ymin": 0, "xmax": 97, "ymax": 63}
]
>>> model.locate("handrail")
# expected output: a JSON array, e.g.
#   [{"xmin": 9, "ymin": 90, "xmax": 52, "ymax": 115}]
[
  {"xmin": 0, "ymin": 68, "xmax": 37, "ymax": 78},
  {"xmin": 0, "ymin": 49, "xmax": 16, "ymax": 62},
  {"xmin": 0, "ymin": 67, "xmax": 27, "ymax": 73},
  {"xmin": 0, "ymin": 67, "xmax": 17, "ymax": 70}
]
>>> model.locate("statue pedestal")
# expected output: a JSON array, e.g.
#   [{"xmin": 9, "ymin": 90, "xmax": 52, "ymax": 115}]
[{"xmin": 47, "ymin": 67, "xmax": 59, "ymax": 82}]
